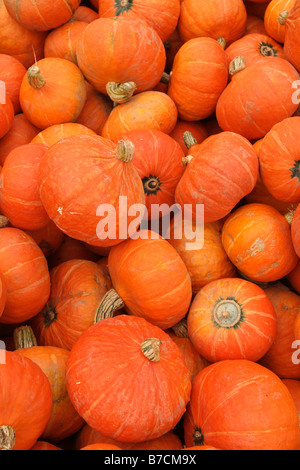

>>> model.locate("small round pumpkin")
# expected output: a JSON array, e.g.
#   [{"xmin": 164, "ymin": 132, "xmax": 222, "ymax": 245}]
[
  {"xmin": 175, "ymin": 131, "xmax": 259, "ymax": 223},
  {"xmin": 216, "ymin": 56, "xmax": 300, "ymax": 140},
  {"xmin": 187, "ymin": 277, "xmax": 277, "ymax": 362},
  {"xmin": 169, "ymin": 120, "xmax": 208, "ymax": 156},
  {"xmin": 279, "ymin": 0, "xmax": 300, "ymax": 71},
  {"xmin": 0, "ymin": 351, "xmax": 52, "ymax": 450},
  {"xmin": 0, "ymin": 54, "xmax": 26, "ymax": 114},
  {"xmin": 19, "ymin": 57, "xmax": 87, "ymax": 130},
  {"xmin": 0, "ymin": 143, "xmax": 50, "ymax": 230},
  {"xmin": 66, "ymin": 315, "xmax": 191, "ymax": 443},
  {"xmin": 264, "ymin": 0, "xmax": 296, "ymax": 43},
  {"xmin": 184, "ymin": 359, "xmax": 300, "ymax": 450},
  {"xmin": 222, "ymin": 203, "xmax": 298, "ymax": 283},
  {"xmin": 167, "ymin": 37, "xmax": 228, "ymax": 121},
  {"xmin": 44, "ymin": 20, "xmax": 89, "ymax": 64},
  {"xmin": 3, "ymin": 0, "xmax": 81, "ymax": 31}
]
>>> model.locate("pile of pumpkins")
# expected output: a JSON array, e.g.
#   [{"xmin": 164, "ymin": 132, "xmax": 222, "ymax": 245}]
[{"xmin": 1, "ymin": 0, "xmax": 300, "ymax": 451}]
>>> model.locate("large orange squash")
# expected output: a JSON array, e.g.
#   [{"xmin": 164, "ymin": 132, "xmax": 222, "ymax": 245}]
[
  {"xmin": 3, "ymin": 0, "xmax": 80, "ymax": 31},
  {"xmin": 167, "ymin": 38, "xmax": 228, "ymax": 121},
  {"xmin": 187, "ymin": 278, "xmax": 277, "ymax": 362},
  {"xmin": 103, "ymin": 232, "xmax": 192, "ymax": 329},
  {"xmin": 0, "ymin": 228, "xmax": 50, "ymax": 324},
  {"xmin": 179, "ymin": 0, "xmax": 247, "ymax": 46},
  {"xmin": 66, "ymin": 315, "xmax": 191, "ymax": 443},
  {"xmin": 30, "ymin": 259, "xmax": 112, "ymax": 351},
  {"xmin": 0, "ymin": 351, "xmax": 52, "ymax": 450},
  {"xmin": 19, "ymin": 58, "xmax": 87, "ymax": 130},
  {"xmin": 222, "ymin": 203, "xmax": 298, "ymax": 282},
  {"xmin": 98, "ymin": 0, "xmax": 180, "ymax": 42},
  {"xmin": 216, "ymin": 57, "xmax": 299, "ymax": 140},
  {"xmin": 0, "ymin": 143, "xmax": 50, "ymax": 230},
  {"xmin": 76, "ymin": 16, "xmax": 166, "ymax": 96},
  {"xmin": 175, "ymin": 132, "xmax": 259, "ymax": 223},
  {"xmin": 184, "ymin": 359, "xmax": 300, "ymax": 450}
]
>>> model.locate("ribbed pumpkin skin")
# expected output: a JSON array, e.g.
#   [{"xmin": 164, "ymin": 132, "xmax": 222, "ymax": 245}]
[
  {"xmin": 0, "ymin": 351, "xmax": 52, "ymax": 450},
  {"xmin": 167, "ymin": 38, "xmax": 228, "ymax": 121},
  {"xmin": 0, "ymin": 96, "xmax": 14, "ymax": 139},
  {"xmin": 0, "ymin": 0, "xmax": 47, "ymax": 68},
  {"xmin": 225, "ymin": 33, "xmax": 284, "ymax": 68},
  {"xmin": 283, "ymin": 0, "xmax": 300, "ymax": 71},
  {"xmin": 108, "ymin": 233, "xmax": 192, "ymax": 329},
  {"xmin": 19, "ymin": 58, "xmax": 87, "ymax": 130},
  {"xmin": 101, "ymin": 91, "xmax": 178, "ymax": 142},
  {"xmin": 98, "ymin": 0, "xmax": 180, "ymax": 42},
  {"xmin": 16, "ymin": 346, "xmax": 85, "ymax": 441},
  {"xmin": 168, "ymin": 219, "xmax": 236, "ymax": 295},
  {"xmin": 0, "ymin": 270, "xmax": 7, "ymax": 318},
  {"xmin": 76, "ymin": 16, "xmax": 166, "ymax": 95},
  {"xmin": 179, "ymin": 0, "xmax": 247, "ymax": 45},
  {"xmin": 0, "ymin": 228, "xmax": 50, "ymax": 324},
  {"xmin": 119, "ymin": 129, "xmax": 185, "ymax": 218},
  {"xmin": 259, "ymin": 117, "xmax": 300, "ymax": 203},
  {"xmin": 183, "ymin": 360, "xmax": 300, "ymax": 450},
  {"xmin": 76, "ymin": 82, "xmax": 113, "ymax": 135},
  {"xmin": 38, "ymin": 134, "xmax": 145, "ymax": 247},
  {"xmin": 66, "ymin": 315, "xmax": 191, "ymax": 443},
  {"xmin": 0, "ymin": 54, "xmax": 26, "ymax": 113},
  {"xmin": 222, "ymin": 203, "xmax": 298, "ymax": 283},
  {"xmin": 3, "ymin": 0, "xmax": 80, "ymax": 31},
  {"xmin": 216, "ymin": 57, "xmax": 299, "ymax": 140},
  {"xmin": 44, "ymin": 21, "xmax": 88, "ymax": 64},
  {"xmin": 0, "ymin": 143, "xmax": 50, "ymax": 230},
  {"xmin": 259, "ymin": 285, "xmax": 300, "ymax": 379},
  {"xmin": 187, "ymin": 278, "xmax": 277, "ymax": 363},
  {"xmin": 31, "ymin": 122, "xmax": 96, "ymax": 146},
  {"xmin": 30, "ymin": 260, "xmax": 112, "ymax": 351},
  {"xmin": 264, "ymin": 0, "xmax": 296, "ymax": 43},
  {"xmin": 0, "ymin": 113, "xmax": 40, "ymax": 166},
  {"xmin": 175, "ymin": 132, "xmax": 259, "ymax": 223}
]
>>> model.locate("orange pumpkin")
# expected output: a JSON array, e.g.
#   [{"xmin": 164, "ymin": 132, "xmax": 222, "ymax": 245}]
[
  {"xmin": 19, "ymin": 58, "xmax": 87, "ymax": 130},
  {"xmin": 0, "ymin": 54, "xmax": 26, "ymax": 114},
  {"xmin": 30, "ymin": 259, "xmax": 112, "ymax": 351},
  {"xmin": 101, "ymin": 91, "xmax": 178, "ymax": 142},
  {"xmin": 258, "ymin": 284, "xmax": 300, "ymax": 379},
  {"xmin": 0, "ymin": 228, "xmax": 50, "ymax": 324},
  {"xmin": 38, "ymin": 135, "xmax": 146, "ymax": 247},
  {"xmin": 187, "ymin": 277, "xmax": 277, "ymax": 362},
  {"xmin": 98, "ymin": 0, "xmax": 180, "ymax": 42},
  {"xmin": 168, "ymin": 219, "xmax": 236, "ymax": 295},
  {"xmin": 25, "ymin": 220, "xmax": 64, "ymax": 258},
  {"xmin": 76, "ymin": 82, "xmax": 113, "ymax": 135},
  {"xmin": 3, "ymin": 0, "xmax": 80, "ymax": 31},
  {"xmin": 184, "ymin": 359, "xmax": 300, "ymax": 450},
  {"xmin": 15, "ymin": 327, "xmax": 85, "ymax": 442},
  {"xmin": 216, "ymin": 57, "xmax": 299, "ymax": 140},
  {"xmin": 167, "ymin": 38, "xmax": 228, "ymax": 121},
  {"xmin": 72, "ymin": 5, "xmax": 99, "ymax": 22},
  {"xmin": 66, "ymin": 315, "xmax": 191, "ymax": 443},
  {"xmin": 280, "ymin": 0, "xmax": 300, "ymax": 71},
  {"xmin": 0, "ymin": 143, "xmax": 50, "ymax": 230},
  {"xmin": 105, "ymin": 232, "xmax": 192, "ymax": 329},
  {"xmin": 76, "ymin": 16, "xmax": 166, "ymax": 96},
  {"xmin": 264, "ymin": 0, "xmax": 296, "ymax": 43},
  {"xmin": 31, "ymin": 122, "xmax": 96, "ymax": 146},
  {"xmin": 222, "ymin": 203, "xmax": 298, "ymax": 283},
  {"xmin": 0, "ymin": 113, "xmax": 40, "ymax": 166},
  {"xmin": 44, "ymin": 20, "xmax": 89, "ymax": 64},
  {"xmin": 179, "ymin": 0, "xmax": 247, "ymax": 46},
  {"xmin": 244, "ymin": 14, "xmax": 267, "ymax": 35},
  {"xmin": 169, "ymin": 120, "xmax": 208, "ymax": 156},
  {"xmin": 175, "ymin": 132, "xmax": 259, "ymax": 223}
]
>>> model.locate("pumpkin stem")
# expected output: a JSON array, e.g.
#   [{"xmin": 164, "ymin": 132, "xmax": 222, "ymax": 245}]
[
  {"xmin": 182, "ymin": 155, "xmax": 194, "ymax": 166},
  {"xmin": 13, "ymin": 325, "xmax": 38, "ymax": 349},
  {"xmin": 160, "ymin": 72, "xmax": 170, "ymax": 84},
  {"xmin": 116, "ymin": 139, "xmax": 135, "ymax": 163},
  {"xmin": 0, "ymin": 425, "xmax": 16, "ymax": 450},
  {"xmin": 284, "ymin": 209, "xmax": 295, "ymax": 225},
  {"xmin": 172, "ymin": 318, "xmax": 188, "ymax": 338},
  {"xmin": 278, "ymin": 9, "xmax": 289, "ymax": 25},
  {"xmin": 217, "ymin": 37, "xmax": 226, "ymax": 49},
  {"xmin": 141, "ymin": 338, "xmax": 162, "ymax": 362},
  {"xmin": 0, "ymin": 215, "xmax": 9, "ymax": 228},
  {"xmin": 27, "ymin": 64, "xmax": 46, "ymax": 89},
  {"xmin": 229, "ymin": 56, "xmax": 246, "ymax": 76},
  {"xmin": 183, "ymin": 131, "xmax": 198, "ymax": 149},
  {"xmin": 94, "ymin": 289, "xmax": 125, "ymax": 323},
  {"xmin": 106, "ymin": 81, "xmax": 137, "ymax": 104}
]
